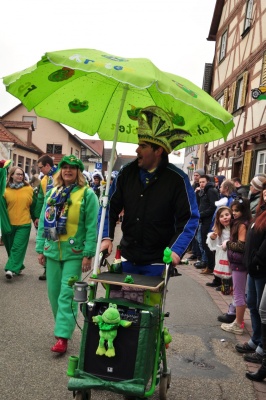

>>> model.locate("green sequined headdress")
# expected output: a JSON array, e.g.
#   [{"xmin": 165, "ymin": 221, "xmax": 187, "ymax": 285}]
[{"xmin": 137, "ymin": 106, "xmax": 190, "ymax": 154}]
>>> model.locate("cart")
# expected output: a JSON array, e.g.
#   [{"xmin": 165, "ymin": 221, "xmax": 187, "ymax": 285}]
[{"xmin": 67, "ymin": 252, "xmax": 174, "ymax": 400}]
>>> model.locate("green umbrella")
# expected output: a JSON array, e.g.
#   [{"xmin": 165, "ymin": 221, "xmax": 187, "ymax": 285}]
[
  {"xmin": 2, "ymin": 48, "xmax": 234, "ymax": 273},
  {"xmin": 3, "ymin": 48, "xmax": 234, "ymax": 146}
]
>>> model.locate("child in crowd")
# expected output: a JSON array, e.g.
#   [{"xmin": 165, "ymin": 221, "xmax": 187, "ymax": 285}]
[
  {"xmin": 220, "ymin": 198, "xmax": 251, "ymax": 335},
  {"xmin": 207, "ymin": 206, "xmax": 232, "ymax": 293}
]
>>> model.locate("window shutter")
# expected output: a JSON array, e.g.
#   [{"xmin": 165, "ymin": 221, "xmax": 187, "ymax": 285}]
[
  {"xmin": 239, "ymin": 71, "xmax": 248, "ymax": 107},
  {"xmin": 202, "ymin": 63, "xmax": 213, "ymax": 94},
  {"xmin": 241, "ymin": 150, "xmax": 252, "ymax": 185},
  {"xmin": 223, "ymin": 88, "xmax": 229, "ymax": 109},
  {"xmin": 261, "ymin": 52, "xmax": 266, "ymax": 85},
  {"xmin": 228, "ymin": 82, "xmax": 236, "ymax": 114}
]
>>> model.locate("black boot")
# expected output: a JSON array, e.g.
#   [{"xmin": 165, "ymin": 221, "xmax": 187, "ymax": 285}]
[
  {"xmin": 246, "ymin": 358, "xmax": 266, "ymax": 381},
  {"xmin": 39, "ymin": 268, "xmax": 46, "ymax": 281},
  {"xmin": 246, "ymin": 323, "xmax": 266, "ymax": 382}
]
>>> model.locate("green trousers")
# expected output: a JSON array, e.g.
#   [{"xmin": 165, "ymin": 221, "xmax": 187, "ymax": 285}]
[
  {"xmin": 3, "ymin": 224, "xmax": 31, "ymax": 274},
  {"xmin": 46, "ymin": 258, "xmax": 82, "ymax": 339}
]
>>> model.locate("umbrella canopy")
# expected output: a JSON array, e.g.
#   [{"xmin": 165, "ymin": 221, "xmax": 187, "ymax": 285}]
[{"xmin": 3, "ymin": 48, "xmax": 234, "ymax": 149}]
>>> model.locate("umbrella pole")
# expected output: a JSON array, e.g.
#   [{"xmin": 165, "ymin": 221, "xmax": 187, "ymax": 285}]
[{"xmin": 92, "ymin": 85, "xmax": 128, "ymax": 276}]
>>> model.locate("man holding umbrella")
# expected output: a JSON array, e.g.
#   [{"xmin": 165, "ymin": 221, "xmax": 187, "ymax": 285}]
[{"xmin": 100, "ymin": 106, "xmax": 199, "ymax": 276}]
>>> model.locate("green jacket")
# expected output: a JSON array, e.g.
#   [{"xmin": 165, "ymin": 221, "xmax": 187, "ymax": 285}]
[{"xmin": 36, "ymin": 185, "xmax": 99, "ymax": 261}]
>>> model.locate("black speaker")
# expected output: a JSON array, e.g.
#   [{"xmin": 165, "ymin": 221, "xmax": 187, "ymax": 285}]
[{"xmin": 83, "ymin": 301, "xmax": 142, "ymax": 381}]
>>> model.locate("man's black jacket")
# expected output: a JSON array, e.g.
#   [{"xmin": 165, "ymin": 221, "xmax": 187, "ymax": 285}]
[
  {"xmin": 198, "ymin": 182, "xmax": 219, "ymax": 224},
  {"xmin": 101, "ymin": 158, "xmax": 199, "ymax": 265}
]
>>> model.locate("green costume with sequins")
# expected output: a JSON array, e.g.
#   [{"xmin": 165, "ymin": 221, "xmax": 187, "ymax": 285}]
[{"xmin": 36, "ymin": 185, "xmax": 99, "ymax": 339}]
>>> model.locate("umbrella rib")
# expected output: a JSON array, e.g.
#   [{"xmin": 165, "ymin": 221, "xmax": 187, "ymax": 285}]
[{"xmin": 96, "ymin": 81, "xmax": 123, "ymax": 132}]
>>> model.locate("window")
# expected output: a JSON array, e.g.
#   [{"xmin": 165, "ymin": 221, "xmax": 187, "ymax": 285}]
[
  {"xmin": 25, "ymin": 158, "xmax": 31, "ymax": 175},
  {"xmin": 228, "ymin": 157, "xmax": 233, "ymax": 168},
  {"xmin": 243, "ymin": 0, "xmax": 253, "ymax": 32},
  {"xmin": 184, "ymin": 146, "xmax": 195, "ymax": 158},
  {"xmin": 217, "ymin": 94, "xmax": 224, "ymax": 107},
  {"xmin": 219, "ymin": 31, "xmax": 227, "ymax": 62},
  {"xmin": 217, "ymin": 88, "xmax": 228, "ymax": 109},
  {"xmin": 228, "ymin": 72, "xmax": 248, "ymax": 114},
  {"xmin": 234, "ymin": 77, "xmax": 244, "ymax": 111},
  {"xmin": 255, "ymin": 150, "xmax": 266, "ymax": 175},
  {"xmin": 18, "ymin": 156, "xmax": 24, "ymax": 168},
  {"xmin": 75, "ymin": 149, "xmax": 79, "ymax": 157},
  {"xmin": 46, "ymin": 144, "xmax": 62, "ymax": 154},
  {"xmin": 23, "ymin": 116, "xmax": 37, "ymax": 129},
  {"xmin": 210, "ymin": 161, "xmax": 218, "ymax": 175}
]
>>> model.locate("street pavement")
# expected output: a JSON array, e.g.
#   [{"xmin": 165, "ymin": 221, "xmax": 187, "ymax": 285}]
[{"xmin": 0, "ymin": 225, "xmax": 264, "ymax": 400}]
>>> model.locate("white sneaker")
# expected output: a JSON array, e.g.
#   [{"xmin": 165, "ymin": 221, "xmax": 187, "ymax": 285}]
[
  {"xmin": 221, "ymin": 321, "xmax": 243, "ymax": 335},
  {"xmin": 5, "ymin": 270, "xmax": 14, "ymax": 279}
]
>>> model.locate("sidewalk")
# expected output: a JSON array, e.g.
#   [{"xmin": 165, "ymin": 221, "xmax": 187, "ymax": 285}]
[{"xmin": 179, "ymin": 258, "xmax": 266, "ymax": 400}]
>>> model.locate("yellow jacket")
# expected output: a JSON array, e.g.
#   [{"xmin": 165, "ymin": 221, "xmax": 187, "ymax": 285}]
[{"xmin": 4, "ymin": 185, "xmax": 36, "ymax": 225}]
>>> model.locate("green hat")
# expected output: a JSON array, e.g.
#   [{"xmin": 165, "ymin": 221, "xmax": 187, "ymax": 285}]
[
  {"xmin": 58, "ymin": 155, "xmax": 84, "ymax": 172},
  {"xmin": 137, "ymin": 106, "xmax": 190, "ymax": 154}
]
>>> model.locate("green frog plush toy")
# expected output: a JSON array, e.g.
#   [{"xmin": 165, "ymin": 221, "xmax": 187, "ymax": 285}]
[{"xmin": 92, "ymin": 303, "xmax": 132, "ymax": 357}]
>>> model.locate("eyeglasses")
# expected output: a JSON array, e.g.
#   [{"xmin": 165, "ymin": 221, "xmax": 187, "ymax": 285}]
[
  {"xmin": 13, "ymin": 173, "xmax": 23, "ymax": 176},
  {"xmin": 38, "ymin": 165, "xmax": 44, "ymax": 170}
]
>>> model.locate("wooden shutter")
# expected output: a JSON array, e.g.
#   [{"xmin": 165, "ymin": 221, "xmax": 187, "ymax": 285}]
[
  {"xmin": 223, "ymin": 88, "xmax": 229, "ymax": 109},
  {"xmin": 239, "ymin": 71, "xmax": 248, "ymax": 108},
  {"xmin": 228, "ymin": 82, "xmax": 236, "ymax": 114},
  {"xmin": 261, "ymin": 52, "xmax": 266, "ymax": 85},
  {"xmin": 241, "ymin": 150, "xmax": 252, "ymax": 185}
]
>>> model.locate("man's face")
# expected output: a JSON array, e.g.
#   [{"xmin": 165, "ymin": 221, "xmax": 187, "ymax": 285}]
[
  {"xmin": 220, "ymin": 182, "xmax": 227, "ymax": 195},
  {"xmin": 263, "ymin": 188, "xmax": 266, "ymax": 203},
  {"xmin": 38, "ymin": 162, "xmax": 51, "ymax": 176},
  {"xmin": 194, "ymin": 172, "xmax": 200, "ymax": 182},
  {"xmin": 136, "ymin": 142, "xmax": 161, "ymax": 170},
  {"xmin": 199, "ymin": 178, "xmax": 208, "ymax": 189},
  {"xmin": 249, "ymin": 184, "xmax": 259, "ymax": 194}
]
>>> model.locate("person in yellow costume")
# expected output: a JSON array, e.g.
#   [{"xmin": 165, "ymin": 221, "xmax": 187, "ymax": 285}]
[
  {"xmin": 2, "ymin": 166, "xmax": 37, "ymax": 279},
  {"xmin": 36, "ymin": 155, "xmax": 99, "ymax": 354}
]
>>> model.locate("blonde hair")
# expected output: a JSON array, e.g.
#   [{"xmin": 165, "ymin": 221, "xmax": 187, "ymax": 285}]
[
  {"xmin": 7, "ymin": 166, "xmax": 29, "ymax": 187},
  {"xmin": 53, "ymin": 168, "xmax": 86, "ymax": 187}
]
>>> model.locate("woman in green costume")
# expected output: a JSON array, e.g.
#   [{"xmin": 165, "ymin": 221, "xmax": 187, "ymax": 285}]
[{"xmin": 36, "ymin": 155, "xmax": 99, "ymax": 354}]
